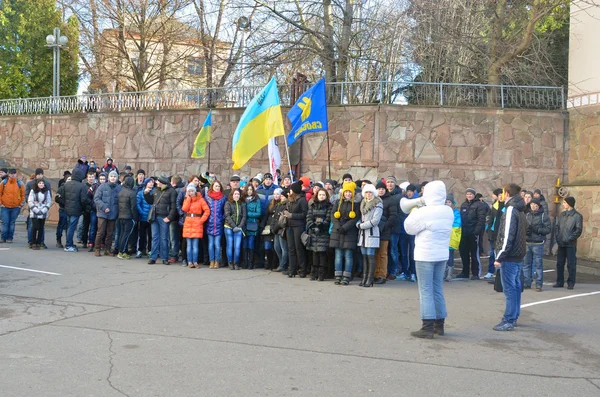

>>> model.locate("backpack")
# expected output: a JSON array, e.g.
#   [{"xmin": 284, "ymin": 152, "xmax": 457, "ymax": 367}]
[{"xmin": 2, "ymin": 178, "xmax": 23, "ymax": 188}]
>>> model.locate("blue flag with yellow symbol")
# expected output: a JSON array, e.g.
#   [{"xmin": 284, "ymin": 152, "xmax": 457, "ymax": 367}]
[{"xmin": 287, "ymin": 78, "xmax": 328, "ymax": 146}]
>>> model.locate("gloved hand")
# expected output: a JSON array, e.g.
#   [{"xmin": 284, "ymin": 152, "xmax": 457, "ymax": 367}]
[
  {"xmin": 233, "ymin": 227, "xmax": 241, "ymax": 233},
  {"xmin": 359, "ymin": 222, "xmax": 370, "ymax": 230}
]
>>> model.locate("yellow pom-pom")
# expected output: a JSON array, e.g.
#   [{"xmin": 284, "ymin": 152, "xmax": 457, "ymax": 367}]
[
  {"xmin": 349, "ymin": 211, "xmax": 356, "ymax": 219},
  {"xmin": 334, "ymin": 211, "xmax": 341, "ymax": 219}
]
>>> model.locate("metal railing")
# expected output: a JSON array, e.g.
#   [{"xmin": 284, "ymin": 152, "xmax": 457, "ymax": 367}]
[{"xmin": 0, "ymin": 81, "xmax": 564, "ymax": 116}]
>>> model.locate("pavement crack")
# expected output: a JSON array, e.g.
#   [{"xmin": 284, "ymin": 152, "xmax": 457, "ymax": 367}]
[
  {"xmin": 105, "ymin": 331, "xmax": 130, "ymax": 397},
  {"xmin": 585, "ymin": 378, "xmax": 600, "ymax": 391},
  {"xmin": 56, "ymin": 274, "xmax": 168, "ymax": 301}
]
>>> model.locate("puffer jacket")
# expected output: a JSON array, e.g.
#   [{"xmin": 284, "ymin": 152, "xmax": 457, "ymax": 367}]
[
  {"xmin": 357, "ymin": 197, "xmax": 383, "ymax": 248},
  {"xmin": 526, "ymin": 206, "xmax": 552, "ymax": 244},
  {"xmin": 224, "ymin": 200, "xmax": 247, "ymax": 229},
  {"xmin": 0, "ymin": 177, "xmax": 26, "ymax": 208},
  {"xmin": 94, "ymin": 181, "xmax": 121, "ymax": 220},
  {"xmin": 495, "ymin": 196, "xmax": 528, "ymax": 263},
  {"xmin": 387, "ymin": 187, "xmax": 403, "ymax": 235},
  {"xmin": 330, "ymin": 198, "xmax": 361, "ymax": 249},
  {"xmin": 182, "ymin": 195, "xmax": 210, "ymax": 238},
  {"xmin": 379, "ymin": 191, "xmax": 399, "ymax": 241},
  {"xmin": 74, "ymin": 159, "xmax": 89, "ymax": 176},
  {"xmin": 486, "ymin": 200, "xmax": 505, "ymax": 243},
  {"xmin": 245, "ymin": 196, "xmax": 262, "ymax": 236},
  {"xmin": 61, "ymin": 169, "xmax": 92, "ymax": 217},
  {"xmin": 306, "ymin": 198, "xmax": 332, "ymax": 252},
  {"xmin": 205, "ymin": 192, "xmax": 227, "ymax": 236},
  {"xmin": 555, "ymin": 208, "xmax": 583, "ymax": 247},
  {"xmin": 287, "ymin": 192, "xmax": 308, "ymax": 228},
  {"xmin": 257, "ymin": 184, "xmax": 277, "ymax": 214},
  {"xmin": 144, "ymin": 185, "xmax": 178, "ymax": 222},
  {"xmin": 26, "ymin": 177, "xmax": 52, "ymax": 199},
  {"xmin": 177, "ymin": 184, "xmax": 198, "ymax": 227},
  {"xmin": 460, "ymin": 198, "xmax": 487, "ymax": 236},
  {"xmin": 28, "ymin": 189, "xmax": 52, "ymax": 219},
  {"xmin": 404, "ymin": 181, "xmax": 454, "ymax": 262},
  {"xmin": 137, "ymin": 185, "xmax": 154, "ymax": 222},
  {"xmin": 118, "ymin": 177, "xmax": 139, "ymax": 221}
]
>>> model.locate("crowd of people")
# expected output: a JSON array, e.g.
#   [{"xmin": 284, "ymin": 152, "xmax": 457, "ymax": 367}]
[{"xmin": 0, "ymin": 157, "xmax": 585, "ymax": 333}]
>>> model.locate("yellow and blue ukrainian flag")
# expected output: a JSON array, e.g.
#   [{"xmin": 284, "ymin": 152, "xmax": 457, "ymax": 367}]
[
  {"xmin": 287, "ymin": 77, "xmax": 328, "ymax": 146},
  {"xmin": 191, "ymin": 110, "xmax": 212, "ymax": 158},
  {"xmin": 231, "ymin": 77, "xmax": 285, "ymax": 170}
]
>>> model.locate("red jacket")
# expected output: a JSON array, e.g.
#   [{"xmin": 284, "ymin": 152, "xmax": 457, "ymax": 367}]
[{"xmin": 182, "ymin": 195, "xmax": 210, "ymax": 238}]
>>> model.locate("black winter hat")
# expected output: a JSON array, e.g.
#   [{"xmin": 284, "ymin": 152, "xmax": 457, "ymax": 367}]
[
  {"xmin": 565, "ymin": 197, "xmax": 576, "ymax": 208},
  {"xmin": 63, "ymin": 170, "xmax": 71, "ymax": 176},
  {"xmin": 136, "ymin": 169, "xmax": 146, "ymax": 176},
  {"xmin": 531, "ymin": 198, "xmax": 542, "ymax": 207},
  {"xmin": 493, "ymin": 188, "xmax": 503, "ymax": 196},
  {"xmin": 290, "ymin": 181, "xmax": 303, "ymax": 194},
  {"xmin": 376, "ymin": 181, "xmax": 386, "ymax": 190},
  {"xmin": 342, "ymin": 173, "xmax": 353, "ymax": 181},
  {"xmin": 406, "ymin": 184, "xmax": 417, "ymax": 192},
  {"xmin": 35, "ymin": 168, "xmax": 44, "ymax": 175},
  {"xmin": 0, "ymin": 167, "xmax": 7, "ymax": 173}
]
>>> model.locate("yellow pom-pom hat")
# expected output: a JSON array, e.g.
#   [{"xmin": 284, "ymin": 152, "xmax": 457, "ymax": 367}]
[{"xmin": 334, "ymin": 181, "xmax": 356, "ymax": 219}]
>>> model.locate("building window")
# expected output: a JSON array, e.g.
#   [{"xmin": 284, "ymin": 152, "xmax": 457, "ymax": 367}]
[{"xmin": 187, "ymin": 57, "xmax": 204, "ymax": 75}]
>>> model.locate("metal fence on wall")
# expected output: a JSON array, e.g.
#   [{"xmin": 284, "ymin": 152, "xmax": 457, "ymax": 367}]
[{"xmin": 0, "ymin": 81, "xmax": 564, "ymax": 116}]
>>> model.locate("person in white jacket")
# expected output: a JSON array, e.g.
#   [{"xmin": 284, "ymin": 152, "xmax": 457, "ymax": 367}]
[
  {"xmin": 404, "ymin": 180, "xmax": 454, "ymax": 339},
  {"xmin": 28, "ymin": 179, "xmax": 52, "ymax": 250}
]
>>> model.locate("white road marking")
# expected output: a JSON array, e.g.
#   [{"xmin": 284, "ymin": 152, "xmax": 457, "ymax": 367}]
[
  {"xmin": 543, "ymin": 269, "xmax": 555, "ymax": 273},
  {"xmin": 521, "ymin": 291, "xmax": 600, "ymax": 308},
  {"xmin": 0, "ymin": 265, "xmax": 61, "ymax": 276},
  {"xmin": 0, "ymin": 248, "xmax": 10, "ymax": 250}
]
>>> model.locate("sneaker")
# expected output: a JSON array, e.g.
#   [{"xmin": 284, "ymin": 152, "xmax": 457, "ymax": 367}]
[
  {"xmin": 77, "ymin": 240, "xmax": 82, "ymax": 244},
  {"xmin": 64, "ymin": 246, "xmax": 78, "ymax": 253},
  {"xmin": 536, "ymin": 287, "xmax": 542, "ymax": 292},
  {"xmin": 7, "ymin": 240, "xmax": 12, "ymax": 243},
  {"xmin": 148, "ymin": 259, "xmax": 156, "ymax": 265},
  {"xmin": 398, "ymin": 273, "xmax": 409, "ymax": 281},
  {"xmin": 483, "ymin": 272, "xmax": 494, "ymax": 280},
  {"xmin": 122, "ymin": 253, "xmax": 131, "ymax": 260},
  {"xmin": 180, "ymin": 260, "xmax": 188, "ymax": 267},
  {"xmin": 493, "ymin": 321, "xmax": 514, "ymax": 331},
  {"xmin": 28, "ymin": 243, "xmax": 33, "ymax": 249},
  {"xmin": 117, "ymin": 253, "xmax": 124, "ymax": 260},
  {"xmin": 386, "ymin": 274, "xmax": 396, "ymax": 281},
  {"xmin": 167, "ymin": 258, "xmax": 177, "ymax": 264},
  {"xmin": 0, "ymin": 240, "xmax": 6, "ymax": 243},
  {"xmin": 567, "ymin": 284, "xmax": 574, "ymax": 290},
  {"xmin": 136, "ymin": 251, "xmax": 142, "ymax": 258},
  {"xmin": 162, "ymin": 260, "xmax": 169, "ymax": 265},
  {"xmin": 409, "ymin": 274, "xmax": 417, "ymax": 282},
  {"xmin": 445, "ymin": 273, "xmax": 453, "ymax": 282},
  {"xmin": 454, "ymin": 273, "xmax": 469, "ymax": 280},
  {"xmin": 470, "ymin": 275, "xmax": 480, "ymax": 280}
]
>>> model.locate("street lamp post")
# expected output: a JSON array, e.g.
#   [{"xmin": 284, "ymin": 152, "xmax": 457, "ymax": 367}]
[{"xmin": 46, "ymin": 27, "xmax": 68, "ymax": 98}]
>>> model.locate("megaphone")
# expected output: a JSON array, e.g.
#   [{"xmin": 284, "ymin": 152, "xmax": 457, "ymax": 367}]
[{"xmin": 400, "ymin": 197, "xmax": 425, "ymax": 214}]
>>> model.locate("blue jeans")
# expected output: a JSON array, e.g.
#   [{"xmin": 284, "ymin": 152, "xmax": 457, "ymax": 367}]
[
  {"xmin": 399, "ymin": 233, "xmax": 415, "ymax": 275},
  {"xmin": 264, "ymin": 240, "xmax": 274, "ymax": 250},
  {"xmin": 113, "ymin": 220, "xmax": 121, "ymax": 250},
  {"xmin": 415, "ymin": 260, "xmax": 448, "ymax": 320},
  {"xmin": 208, "ymin": 234, "xmax": 221, "ymax": 262},
  {"xmin": 66, "ymin": 215, "xmax": 80, "ymax": 248},
  {"xmin": 56, "ymin": 209, "xmax": 67, "ymax": 239},
  {"xmin": 387, "ymin": 233, "xmax": 400, "ymax": 276},
  {"xmin": 169, "ymin": 222, "xmax": 181, "ymax": 259},
  {"xmin": 225, "ymin": 228, "xmax": 243, "ymax": 263},
  {"xmin": 88, "ymin": 211, "xmax": 98, "ymax": 245},
  {"xmin": 524, "ymin": 243, "xmax": 544, "ymax": 288},
  {"xmin": 1, "ymin": 207, "xmax": 20, "ymax": 241},
  {"xmin": 334, "ymin": 248, "xmax": 353, "ymax": 278},
  {"xmin": 274, "ymin": 234, "xmax": 288, "ymax": 270},
  {"xmin": 28, "ymin": 216, "xmax": 45, "ymax": 244},
  {"xmin": 150, "ymin": 218, "xmax": 170, "ymax": 261},
  {"xmin": 488, "ymin": 245, "xmax": 496, "ymax": 274},
  {"xmin": 186, "ymin": 238, "xmax": 200, "ymax": 263},
  {"xmin": 360, "ymin": 247, "xmax": 376, "ymax": 256},
  {"xmin": 500, "ymin": 261, "xmax": 523, "ymax": 324},
  {"xmin": 447, "ymin": 249, "xmax": 455, "ymax": 268},
  {"xmin": 243, "ymin": 235, "xmax": 255, "ymax": 249}
]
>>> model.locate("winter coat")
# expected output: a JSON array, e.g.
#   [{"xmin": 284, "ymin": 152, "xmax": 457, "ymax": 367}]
[
  {"xmin": 117, "ymin": 177, "xmax": 139, "ymax": 221},
  {"xmin": 74, "ymin": 159, "xmax": 89, "ymax": 176},
  {"xmin": 182, "ymin": 195, "xmax": 210, "ymax": 239},
  {"xmin": 205, "ymin": 193, "xmax": 227, "ymax": 236},
  {"xmin": 245, "ymin": 197, "xmax": 262, "ymax": 236},
  {"xmin": 25, "ymin": 177, "xmax": 52, "ymax": 199},
  {"xmin": 144, "ymin": 185, "xmax": 178, "ymax": 222},
  {"xmin": 495, "ymin": 196, "xmax": 528, "ymax": 263},
  {"xmin": 85, "ymin": 182, "xmax": 99, "ymax": 213},
  {"xmin": 0, "ymin": 177, "xmax": 26, "ymax": 208},
  {"xmin": 137, "ymin": 188, "xmax": 154, "ymax": 222},
  {"xmin": 101, "ymin": 163, "xmax": 118, "ymax": 175},
  {"xmin": 306, "ymin": 198, "xmax": 332, "ymax": 252},
  {"xmin": 287, "ymin": 192, "xmax": 308, "ymax": 228},
  {"xmin": 270, "ymin": 200, "xmax": 287, "ymax": 236},
  {"xmin": 27, "ymin": 189, "xmax": 52, "ymax": 219},
  {"xmin": 357, "ymin": 197, "xmax": 383, "ymax": 249},
  {"xmin": 460, "ymin": 198, "xmax": 487, "ymax": 236},
  {"xmin": 526, "ymin": 206, "xmax": 552, "ymax": 244},
  {"xmin": 404, "ymin": 181, "xmax": 454, "ymax": 262},
  {"xmin": 257, "ymin": 184, "xmax": 277, "ymax": 214},
  {"xmin": 555, "ymin": 208, "xmax": 583, "ymax": 247},
  {"xmin": 224, "ymin": 200, "xmax": 247, "ymax": 230},
  {"xmin": 61, "ymin": 169, "xmax": 91, "ymax": 217},
  {"xmin": 538, "ymin": 195, "xmax": 550, "ymax": 216},
  {"xmin": 379, "ymin": 191, "xmax": 399, "ymax": 241},
  {"xmin": 177, "ymin": 184, "xmax": 199, "ymax": 227},
  {"xmin": 94, "ymin": 182, "xmax": 121, "ymax": 220},
  {"xmin": 486, "ymin": 200, "xmax": 505, "ymax": 243},
  {"xmin": 330, "ymin": 198, "xmax": 361, "ymax": 250},
  {"xmin": 387, "ymin": 187, "xmax": 403, "ymax": 234}
]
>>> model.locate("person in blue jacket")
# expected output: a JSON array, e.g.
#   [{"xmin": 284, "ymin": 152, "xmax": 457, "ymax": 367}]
[
  {"xmin": 136, "ymin": 178, "xmax": 154, "ymax": 258},
  {"xmin": 243, "ymin": 184, "xmax": 263, "ymax": 269},
  {"xmin": 93, "ymin": 171, "xmax": 121, "ymax": 256}
]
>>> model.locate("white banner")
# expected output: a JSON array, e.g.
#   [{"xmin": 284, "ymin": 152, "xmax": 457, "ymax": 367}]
[{"xmin": 268, "ymin": 137, "xmax": 281, "ymax": 185}]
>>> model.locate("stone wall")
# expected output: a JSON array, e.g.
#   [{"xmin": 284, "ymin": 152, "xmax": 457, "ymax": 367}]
[{"xmin": 0, "ymin": 105, "xmax": 565, "ymax": 210}]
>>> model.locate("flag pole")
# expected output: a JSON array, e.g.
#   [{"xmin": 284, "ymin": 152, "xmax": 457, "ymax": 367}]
[
  {"xmin": 283, "ymin": 137, "xmax": 294, "ymax": 183},
  {"xmin": 207, "ymin": 142, "xmax": 211, "ymax": 172},
  {"xmin": 326, "ymin": 129, "xmax": 331, "ymax": 180}
]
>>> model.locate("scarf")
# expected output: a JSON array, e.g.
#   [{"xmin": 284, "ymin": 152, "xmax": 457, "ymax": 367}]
[
  {"xmin": 245, "ymin": 196, "xmax": 254, "ymax": 203},
  {"xmin": 208, "ymin": 189, "xmax": 223, "ymax": 200}
]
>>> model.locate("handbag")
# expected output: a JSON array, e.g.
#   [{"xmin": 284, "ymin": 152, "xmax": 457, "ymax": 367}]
[
  {"xmin": 246, "ymin": 221, "xmax": 258, "ymax": 232},
  {"xmin": 278, "ymin": 213, "xmax": 288, "ymax": 229},
  {"xmin": 261, "ymin": 225, "xmax": 272, "ymax": 235},
  {"xmin": 147, "ymin": 190, "xmax": 165, "ymax": 223},
  {"xmin": 494, "ymin": 269, "xmax": 503, "ymax": 293},
  {"xmin": 301, "ymin": 231, "xmax": 311, "ymax": 247}
]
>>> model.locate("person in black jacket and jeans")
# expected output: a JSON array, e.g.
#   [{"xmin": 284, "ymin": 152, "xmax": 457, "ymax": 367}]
[
  {"xmin": 456, "ymin": 188, "xmax": 487, "ymax": 280},
  {"xmin": 283, "ymin": 181, "xmax": 308, "ymax": 277},
  {"xmin": 57, "ymin": 168, "xmax": 91, "ymax": 252},
  {"xmin": 524, "ymin": 198, "xmax": 551, "ymax": 290},
  {"xmin": 117, "ymin": 176, "xmax": 139, "ymax": 259},
  {"xmin": 493, "ymin": 183, "xmax": 527, "ymax": 331},
  {"xmin": 145, "ymin": 174, "xmax": 178, "ymax": 265},
  {"xmin": 554, "ymin": 197, "xmax": 583, "ymax": 289}
]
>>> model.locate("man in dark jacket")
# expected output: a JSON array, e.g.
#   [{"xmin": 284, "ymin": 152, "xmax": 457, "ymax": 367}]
[
  {"xmin": 554, "ymin": 197, "xmax": 583, "ymax": 289},
  {"xmin": 524, "ymin": 198, "xmax": 551, "ymax": 290},
  {"xmin": 484, "ymin": 188, "xmax": 504, "ymax": 281},
  {"xmin": 58, "ymin": 168, "xmax": 91, "ymax": 252},
  {"xmin": 456, "ymin": 188, "xmax": 487, "ymax": 280},
  {"xmin": 81, "ymin": 170, "xmax": 100, "ymax": 251},
  {"xmin": 167, "ymin": 175, "xmax": 184, "ymax": 263},
  {"xmin": 283, "ymin": 181, "xmax": 309, "ymax": 277},
  {"xmin": 385, "ymin": 176, "xmax": 403, "ymax": 280},
  {"xmin": 117, "ymin": 176, "xmax": 139, "ymax": 259},
  {"xmin": 145, "ymin": 174, "xmax": 178, "ymax": 265},
  {"xmin": 493, "ymin": 183, "xmax": 527, "ymax": 331},
  {"xmin": 375, "ymin": 182, "xmax": 398, "ymax": 284},
  {"xmin": 74, "ymin": 155, "xmax": 89, "ymax": 176}
]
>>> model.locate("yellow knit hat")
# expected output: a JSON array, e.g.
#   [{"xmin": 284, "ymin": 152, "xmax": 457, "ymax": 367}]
[{"xmin": 334, "ymin": 181, "xmax": 356, "ymax": 219}]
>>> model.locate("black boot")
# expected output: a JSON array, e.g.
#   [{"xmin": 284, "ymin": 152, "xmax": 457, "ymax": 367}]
[
  {"xmin": 310, "ymin": 265, "xmax": 318, "ymax": 281},
  {"xmin": 56, "ymin": 237, "xmax": 64, "ymax": 249},
  {"xmin": 363, "ymin": 256, "xmax": 376, "ymax": 288},
  {"xmin": 229, "ymin": 262, "xmax": 235, "ymax": 270},
  {"xmin": 247, "ymin": 249, "xmax": 255, "ymax": 270},
  {"xmin": 318, "ymin": 266, "xmax": 325, "ymax": 281},
  {"xmin": 434, "ymin": 319, "xmax": 445, "ymax": 336},
  {"xmin": 411, "ymin": 320, "xmax": 435, "ymax": 339},
  {"xmin": 265, "ymin": 249, "xmax": 274, "ymax": 270},
  {"xmin": 242, "ymin": 249, "xmax": 249, "ymax": 269},
  {"xmin": 359, "ymin": 255, "xmax": 369, "ymax": 286}
]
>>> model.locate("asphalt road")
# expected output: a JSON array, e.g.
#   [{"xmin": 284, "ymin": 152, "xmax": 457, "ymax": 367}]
[{"xmin": 1, "ymin": 224, "xmax": 600, "ymax": 397}]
